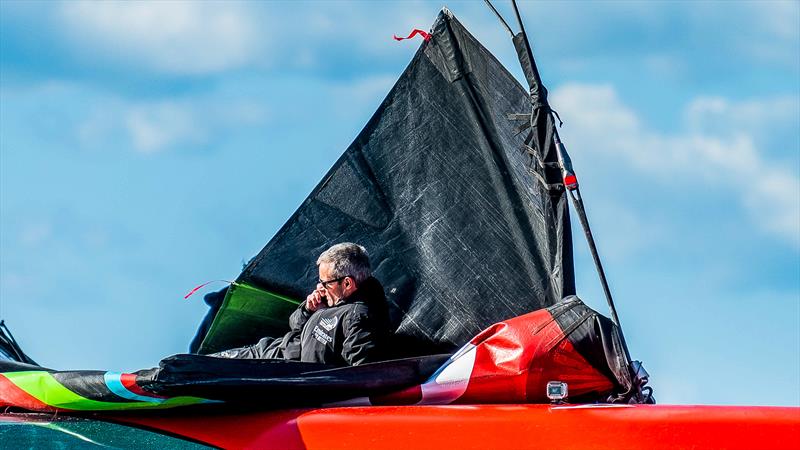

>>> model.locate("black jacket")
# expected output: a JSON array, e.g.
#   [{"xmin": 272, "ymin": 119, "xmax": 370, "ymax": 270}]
[{"xmin": 285, "ymin": 277, "xmax": 388, "ymax": 366}]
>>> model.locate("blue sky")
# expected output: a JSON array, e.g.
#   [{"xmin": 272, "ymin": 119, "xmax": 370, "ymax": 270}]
[{"xmin": 1, "ymin": 1, "xmax": 798, "ymax": 406}]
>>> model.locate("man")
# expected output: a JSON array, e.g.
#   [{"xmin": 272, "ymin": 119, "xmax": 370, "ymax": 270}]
[{"xmin": 212, "ymin": 243, "xmax": 388, "ymax": 366}]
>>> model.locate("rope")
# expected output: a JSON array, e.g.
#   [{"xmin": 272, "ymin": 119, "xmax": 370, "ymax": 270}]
[{"xmin": 482, "ymin": 0, "xmax": 515, "ymax": 37}]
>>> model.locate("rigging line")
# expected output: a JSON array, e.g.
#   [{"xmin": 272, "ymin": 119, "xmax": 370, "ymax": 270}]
[
  {"xmin": 0, "ymin": 320, "xmax": 31, "ymax": 362},
  {"xmin": 566, "ymin": 185, "xmax": 632, "ymax": 366},
  {"xmin": 482, "ymin": 0, "xmax": 515, "ymax": 37}
]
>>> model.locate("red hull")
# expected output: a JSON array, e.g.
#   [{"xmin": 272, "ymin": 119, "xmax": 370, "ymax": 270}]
[{"xmin": 107, "ymin": 404, "xmax": 800, "ymax": 449}]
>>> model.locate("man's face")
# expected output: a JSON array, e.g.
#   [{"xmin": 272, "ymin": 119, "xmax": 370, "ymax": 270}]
[{"xmin": 318, "ymin": 262, "xmax": 346, "ymax": 307}]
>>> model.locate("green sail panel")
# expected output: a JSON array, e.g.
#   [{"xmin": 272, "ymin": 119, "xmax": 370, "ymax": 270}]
[{"xmin": 198, "ymin": 283, "xmax": 301, "ymax": 354}]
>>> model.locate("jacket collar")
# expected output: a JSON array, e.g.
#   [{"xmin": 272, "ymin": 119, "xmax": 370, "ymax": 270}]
[{"xmin": 334, "ymin": 277, "xmax": 383, "ymax": 307}]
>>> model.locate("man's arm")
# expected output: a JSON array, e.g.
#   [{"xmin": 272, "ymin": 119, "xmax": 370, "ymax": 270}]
[
  {"xmin": 341, "ymin": 307, "xmax": 381, "ymax": 366},
  {"xmin": 287, "ymin": 304, "xmax": 312, "ymax": 332},
  {"xmin": 289, "ymin": 288, "xmax": 327, "ymax": 332}
]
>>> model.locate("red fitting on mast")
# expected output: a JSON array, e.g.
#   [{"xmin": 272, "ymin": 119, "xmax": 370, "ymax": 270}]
[{"xmin": 563, "ymin": 173, "xmax": 578, "ymax": 190}]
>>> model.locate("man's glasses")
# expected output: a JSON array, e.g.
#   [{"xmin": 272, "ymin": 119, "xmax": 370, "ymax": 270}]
[{"xmin": 319, "ymin": 276, "xmax": 348, "ymax": 289}]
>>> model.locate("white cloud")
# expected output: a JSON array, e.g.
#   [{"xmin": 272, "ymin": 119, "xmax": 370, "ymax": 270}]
[
  {"xmin": 59, "ymin": 1, "xmax": 257, "ymax": 75},
  {"xmin": 746, "ymin": 0, "xmax": 800, "ymax": 42},
  {"xmin": 690, "ymin": 1, "xmax": 799, "ymax": 69},
  {"xmin": 552, "ymin": 83, "xmax": 800, "ymax": 246},
  {"xmin": 74, "ymin": 92, "xmax": 269, "ymax": 154},
  {"xmin": 686, "ymin": 96, "xmax": 799, "ymax": 142},
  {"xmin": 125, "ymin": 102, "xmax": 204, "ymax": 154},
  {"xmin": 745, "ymin": 171, "xmax": 800, "ymax": 241},
  {"xmin": 300, "ymin": 3, "xmax": 432, "ymax": 54},
  {"xmin": 55, "ymin": 1, "xmax": 438, "ymax": 75},
  {"xmin": 76, "ymin": 98, "xmax": 205, "ymax": 154}
]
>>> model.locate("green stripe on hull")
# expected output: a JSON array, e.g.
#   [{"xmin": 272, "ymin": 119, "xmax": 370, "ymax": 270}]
[{"xmin": 4, "ymin": 371, "xmax": 209, "ymax": 411}]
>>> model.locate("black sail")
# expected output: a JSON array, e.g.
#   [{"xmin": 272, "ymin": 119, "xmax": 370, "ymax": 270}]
[{"xmin": 234, "ymin": 10, "xmax": 574, "ymax": 356}]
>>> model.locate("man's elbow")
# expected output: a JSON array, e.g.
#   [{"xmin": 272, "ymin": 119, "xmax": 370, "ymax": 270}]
[{"xmin": 344, "ymin": 343, "xmax": 380, "ymax": 366}]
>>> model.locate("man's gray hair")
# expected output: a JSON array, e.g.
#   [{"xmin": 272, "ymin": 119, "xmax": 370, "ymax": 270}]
[{"xmin": 317, "ymin": 242, "xmax": 372, "ymax": 284}]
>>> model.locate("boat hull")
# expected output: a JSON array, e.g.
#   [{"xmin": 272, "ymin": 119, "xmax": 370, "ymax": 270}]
[{"xmin": 101, "ymin": 404, "xmax": 800, "ymax": 449}]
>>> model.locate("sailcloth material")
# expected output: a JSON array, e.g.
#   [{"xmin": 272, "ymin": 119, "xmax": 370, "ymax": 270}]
[{"xmin": 208, "ymin": 9, "xmax": 575, "ymax": 356}]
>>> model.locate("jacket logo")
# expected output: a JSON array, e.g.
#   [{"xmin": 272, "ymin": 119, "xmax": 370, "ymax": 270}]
[
  {"xmin": 312, "ymin": 326, "xmax": 333, "ymax": 345},
  {"xmin": 319, "ymin": 316, "xmax": 339, "ymax": 331}
]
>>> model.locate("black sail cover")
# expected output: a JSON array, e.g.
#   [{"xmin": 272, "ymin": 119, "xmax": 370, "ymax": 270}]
[{"xmin": 229, "ymin": 10, "xmax": 574, "ymax": 356}]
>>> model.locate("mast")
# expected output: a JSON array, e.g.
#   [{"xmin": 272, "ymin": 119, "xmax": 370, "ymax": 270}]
[{"xmin": 485, "ymin": 0, "xmax": 641, "ymax": 391}]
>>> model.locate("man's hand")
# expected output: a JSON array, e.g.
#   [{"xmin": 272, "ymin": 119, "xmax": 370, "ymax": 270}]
[{"xmin": 305, "ymin": 286, "xmax": 327, "ymax": 312}]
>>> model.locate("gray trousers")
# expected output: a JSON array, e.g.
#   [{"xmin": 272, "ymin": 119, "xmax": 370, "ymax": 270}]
[{"xmin": 210, "ymin": 336, "xmax": 284, "ymax": 359}]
